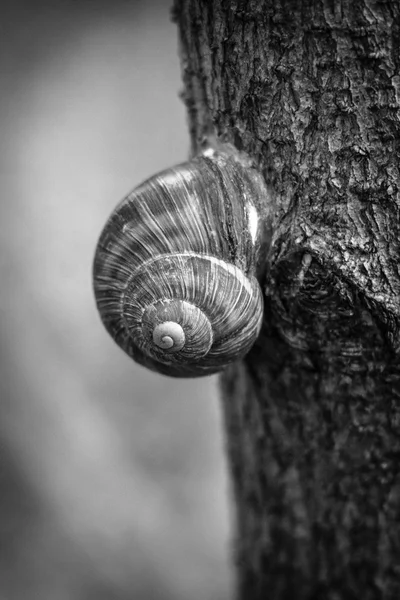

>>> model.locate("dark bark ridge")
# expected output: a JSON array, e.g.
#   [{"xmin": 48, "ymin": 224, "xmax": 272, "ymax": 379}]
[{"xmin": 174, "ymin": 1, "xmax": 400, "ymax": 599}]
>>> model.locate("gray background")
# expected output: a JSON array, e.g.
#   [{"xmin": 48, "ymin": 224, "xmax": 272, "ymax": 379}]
[{"xmin": 0, "ymin": 1, "xmax": 232, "ymax": 598}]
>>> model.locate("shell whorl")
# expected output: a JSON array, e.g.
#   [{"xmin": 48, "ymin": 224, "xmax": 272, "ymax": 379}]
[
  {"xmin": 93, "ymin": 151, "xmax": 269, "ymax": 377},
  {"xmin": 152, "ymin": 322, "xmax": 186, "ymax": 351}
]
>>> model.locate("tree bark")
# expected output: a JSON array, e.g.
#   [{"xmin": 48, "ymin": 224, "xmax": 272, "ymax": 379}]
[{"xmin": 173, "ymin": 1, "xmax": 400, "ymax": 599}]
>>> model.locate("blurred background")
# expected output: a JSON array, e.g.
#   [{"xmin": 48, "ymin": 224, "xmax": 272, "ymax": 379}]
[{"xmin": 0, "ymin": 1, "xmax": 232, "ymax": 598}]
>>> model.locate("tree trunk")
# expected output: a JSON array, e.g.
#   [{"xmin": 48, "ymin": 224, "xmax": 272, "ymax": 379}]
[{"xmin": 173, "ymin": 1, "xmax": 400, "ymax": 599}]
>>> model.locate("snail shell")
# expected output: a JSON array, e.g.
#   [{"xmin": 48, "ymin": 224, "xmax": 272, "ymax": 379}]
[{"xmin": 93, "ymin": 150, "xmax": 270, "ymax": 377}]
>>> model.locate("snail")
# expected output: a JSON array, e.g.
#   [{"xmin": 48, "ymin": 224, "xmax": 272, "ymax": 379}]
[{"xmin": 93, "ymin": 147, "xmax": 271, "ymax": 377}]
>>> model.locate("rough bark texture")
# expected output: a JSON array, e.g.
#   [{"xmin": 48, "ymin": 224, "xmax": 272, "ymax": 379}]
[{"xmin": 174, "ymin": 1, "xmax": 400, "ymax": 599}]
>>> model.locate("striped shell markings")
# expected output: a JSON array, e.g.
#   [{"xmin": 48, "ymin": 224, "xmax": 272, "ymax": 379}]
[{"xmin": 93, "ymin": 151, "xmax": 269, "ymax": 377}]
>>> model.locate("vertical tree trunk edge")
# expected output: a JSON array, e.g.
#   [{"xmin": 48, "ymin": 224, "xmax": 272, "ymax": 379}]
[{"xmin": 173, "ymin": 2, "xmax": 400, "ymax": 599}]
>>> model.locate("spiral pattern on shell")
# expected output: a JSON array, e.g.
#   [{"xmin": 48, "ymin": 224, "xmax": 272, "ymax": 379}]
[{"xmin": 93, "ymin": 151, "xmax": 270, "ymax": 377}]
